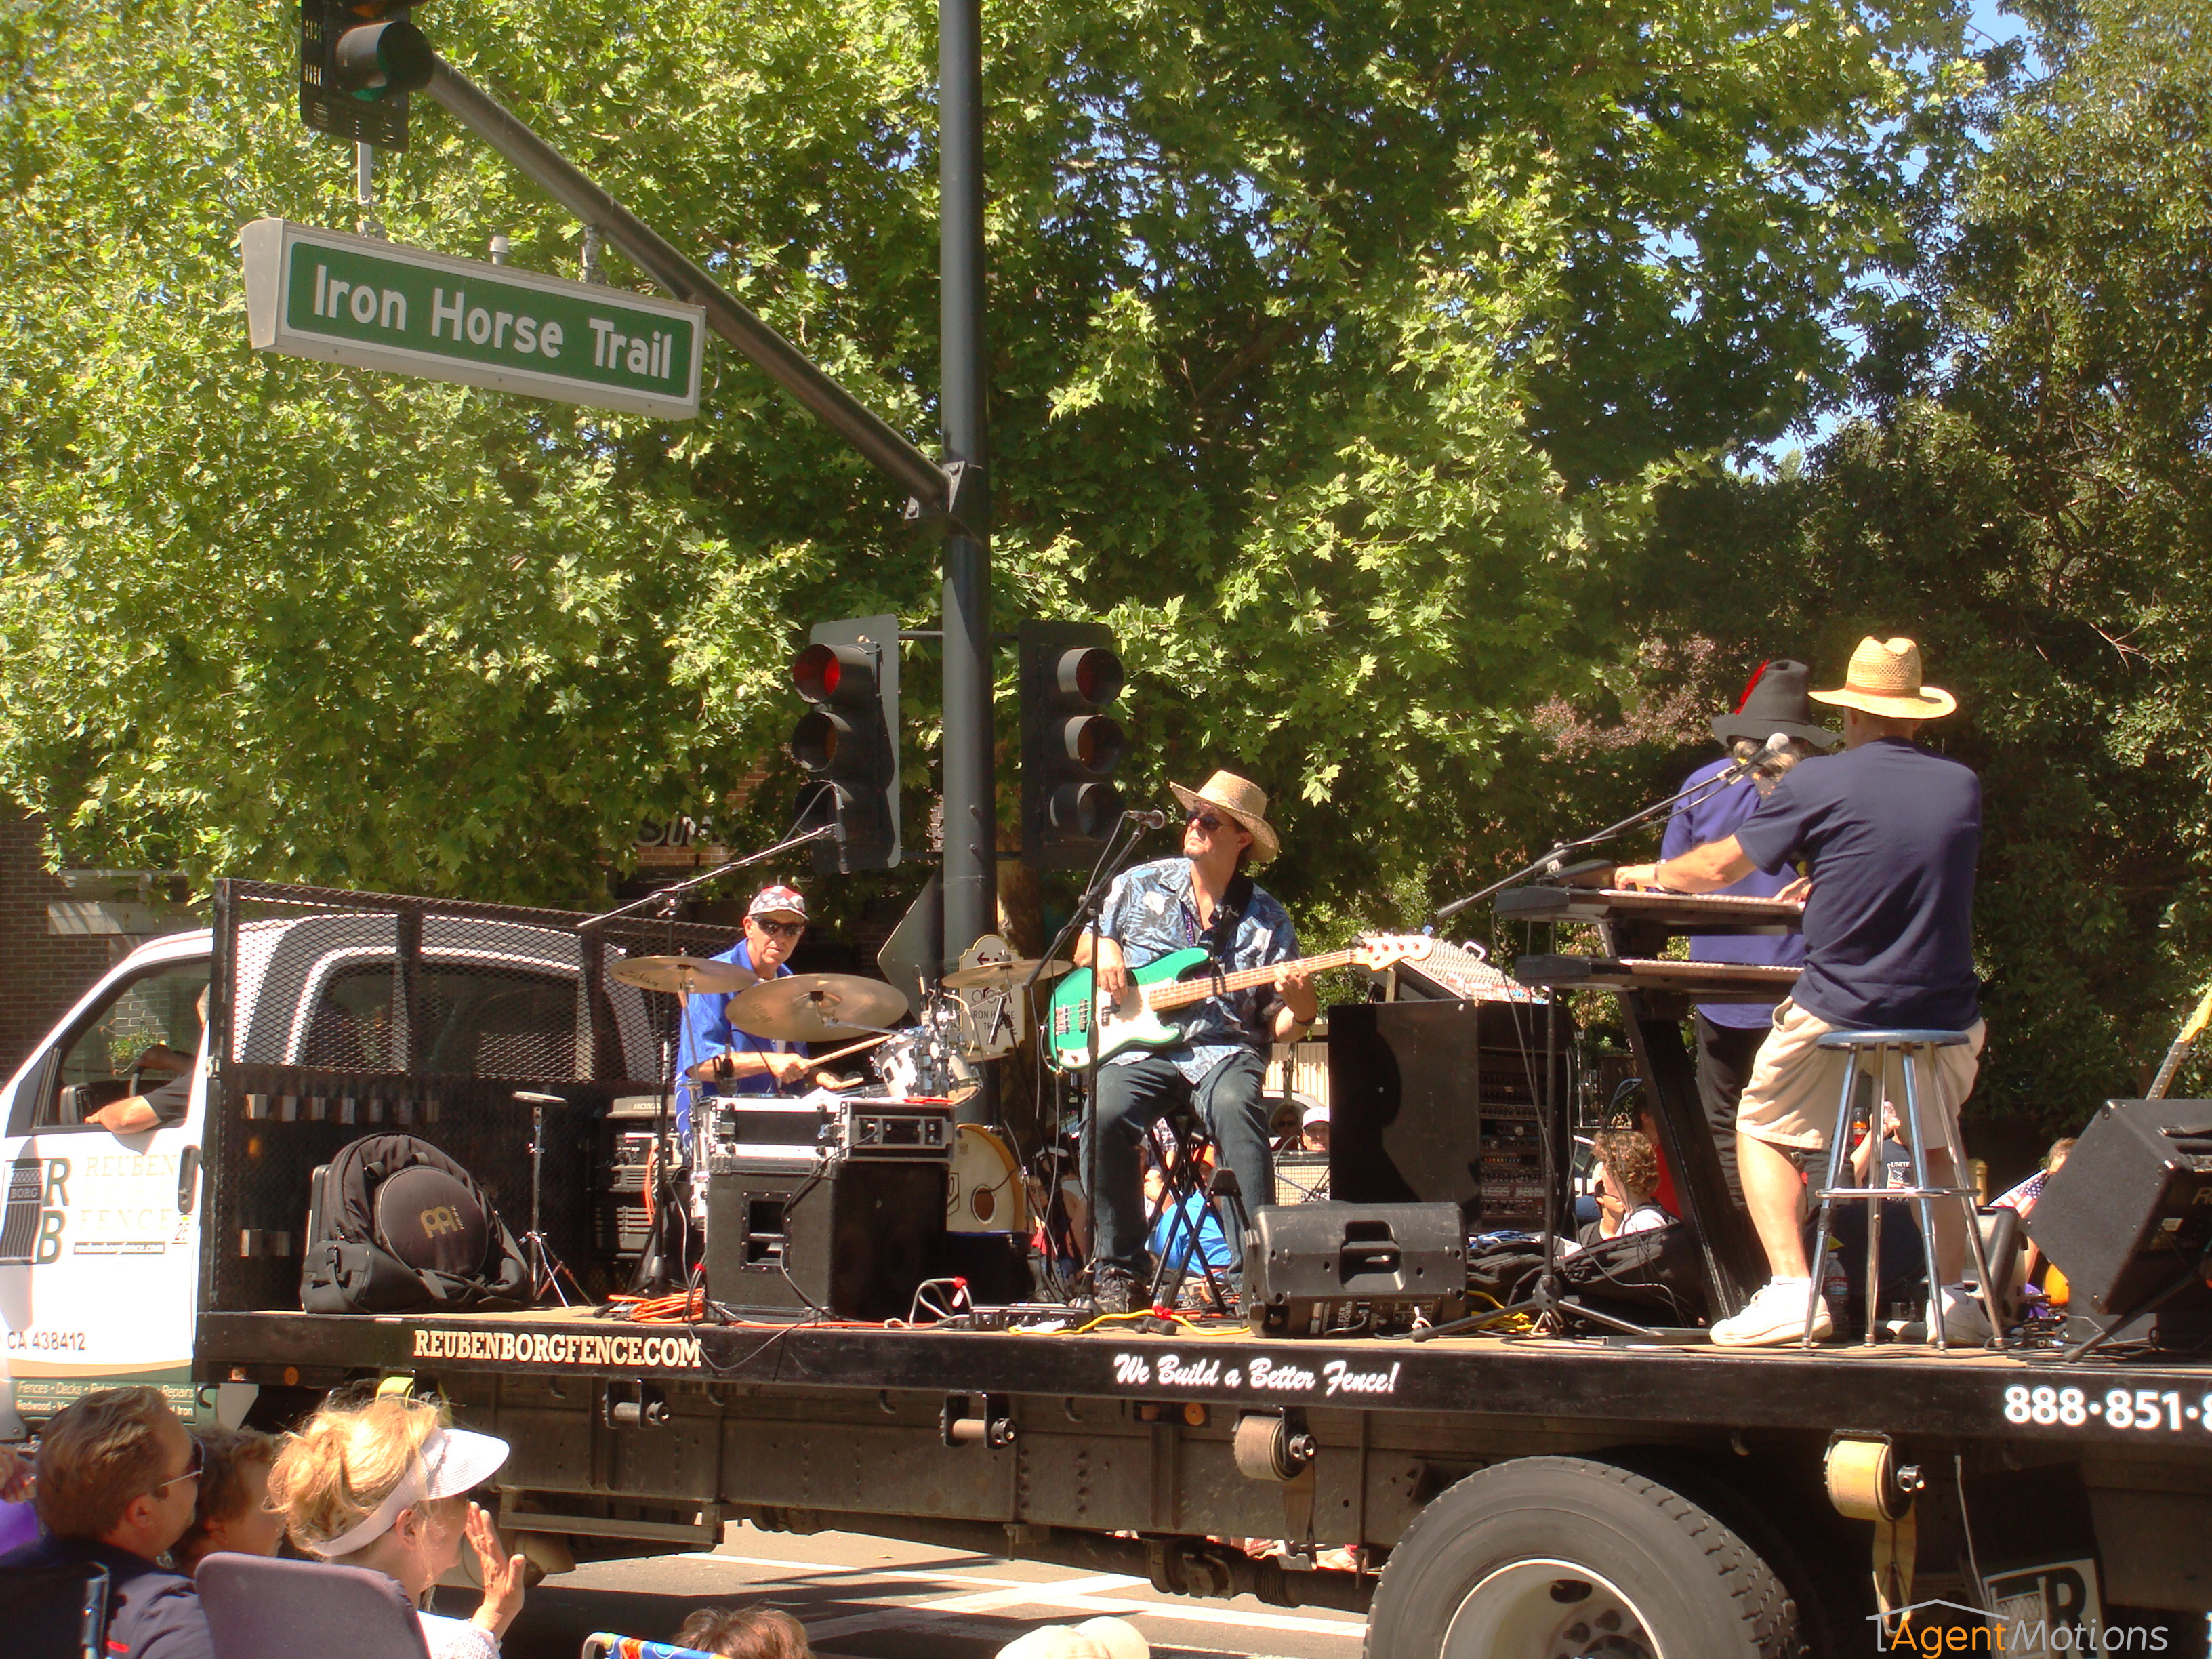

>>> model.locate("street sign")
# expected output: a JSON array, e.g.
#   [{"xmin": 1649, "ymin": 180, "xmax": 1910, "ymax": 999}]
[{"xmin": 240, "ymin": 218, "xmax": 704, "ymax": 418}]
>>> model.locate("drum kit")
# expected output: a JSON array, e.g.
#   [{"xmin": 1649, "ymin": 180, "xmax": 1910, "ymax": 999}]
[{"xmin": 607, "ymin": 950, "xmax": 1074, "ymax": 1106}]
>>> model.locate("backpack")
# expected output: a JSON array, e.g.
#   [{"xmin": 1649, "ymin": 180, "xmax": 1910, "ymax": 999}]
[
  {"xmin": 300, "ymin": 1135, "xmax": 532, "ymax": 1314},
  {"xmin": 1466, "ymin": 1223, "xmax": 1710, "ymax": 1327}
]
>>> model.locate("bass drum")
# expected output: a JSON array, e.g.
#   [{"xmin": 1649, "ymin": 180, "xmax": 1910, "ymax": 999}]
[{"xmin": 947, "ymin": 1124, "xmax": 1028, "ymax": 1234}]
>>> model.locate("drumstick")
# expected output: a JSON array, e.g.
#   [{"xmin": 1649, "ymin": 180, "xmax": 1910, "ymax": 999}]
[{"xmin": 686, "ymin": 1031, "xmax": 894, "ymax": 1081}]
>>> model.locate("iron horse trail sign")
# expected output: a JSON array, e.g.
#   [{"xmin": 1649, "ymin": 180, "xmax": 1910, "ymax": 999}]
[{"xmin": 240, "ymin": 218, "xmax": 705, "ymax": 419}]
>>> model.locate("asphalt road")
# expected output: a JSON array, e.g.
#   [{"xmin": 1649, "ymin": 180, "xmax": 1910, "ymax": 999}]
[{"xmin": 470, "ymin": 1522, "xmax": 1370, "ymax": 1659}]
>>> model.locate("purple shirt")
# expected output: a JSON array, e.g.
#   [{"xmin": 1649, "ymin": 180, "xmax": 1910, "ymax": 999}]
[{"xmin": 1659, "ymin": 756, "xmax": 1807, "ymax": 1029}]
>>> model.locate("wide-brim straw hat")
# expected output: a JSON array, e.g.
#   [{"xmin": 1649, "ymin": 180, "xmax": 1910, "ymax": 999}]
[
  {"xmin": 1809, "ymin": 636, "xmax": 1957, "ymax": 720},
  {"xmin": 1168, "ymin": 770, "xmax": 1280, "ymax": 864}
]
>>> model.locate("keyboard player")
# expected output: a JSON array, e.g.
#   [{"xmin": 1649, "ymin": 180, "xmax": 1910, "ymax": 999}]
[
  {"xmin": 1614, "ymin": 637, "xmax": 1983, "ymax": 1347},
  {"xmin": 1653, "ymin": 659, "xmax": 1838, "ymax": 1208}
]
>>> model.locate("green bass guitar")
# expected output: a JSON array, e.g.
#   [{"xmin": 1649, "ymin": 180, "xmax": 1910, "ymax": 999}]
[{"xmin": 1043, "ymin": 935, "xmax": 1432, "ymax": 1072}]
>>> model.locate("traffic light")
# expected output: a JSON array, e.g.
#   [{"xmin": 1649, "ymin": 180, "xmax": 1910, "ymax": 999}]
[
  {"xmin": 300, "ymin": 0, "xmax": 435, "ymax": 151},
  {"xmin": 790, "ymin": 616, "xmax": 901, "ymax": 873},
  {"xmin": 1019, "ymin": 620, "xmax": 1127, "ymax": 869}
]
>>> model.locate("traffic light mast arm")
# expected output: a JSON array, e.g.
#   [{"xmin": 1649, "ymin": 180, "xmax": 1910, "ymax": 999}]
[{"xmin": 424, "ymin": 56, "xmax": 973, "ymax": 533}]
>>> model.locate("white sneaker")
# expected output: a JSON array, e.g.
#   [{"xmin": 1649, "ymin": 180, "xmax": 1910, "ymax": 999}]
[
  {"xmin": 1938, "ymin": 1284, "xmax": 1994, "ymax": 1345},
  {"xmin": 1713, "ymin": 1278, "xmax": 1833, "ymax": 1347}
]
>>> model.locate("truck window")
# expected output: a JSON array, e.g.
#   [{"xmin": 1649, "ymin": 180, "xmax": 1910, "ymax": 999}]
[
  {"xmin": 305, "ymin": 964, "xmax": 578, "ymax": 1080},
  {"xmin": 38, "ymin": 962, "xmax": 212, "ymax": 1130}
]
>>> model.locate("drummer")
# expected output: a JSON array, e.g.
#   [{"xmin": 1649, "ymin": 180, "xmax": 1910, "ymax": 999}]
[{"xmin": 675, "ymin": 884, "xmax": 815, "ymax": 1139}]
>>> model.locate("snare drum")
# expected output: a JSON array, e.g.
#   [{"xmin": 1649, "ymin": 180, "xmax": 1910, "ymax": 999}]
[{"xmin": 874, "ymin": 1017, "xmax": 981, "ymax": 1101}]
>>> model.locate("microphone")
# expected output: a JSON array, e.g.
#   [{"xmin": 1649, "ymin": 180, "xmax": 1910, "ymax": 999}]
[
  {"xmin": 1125, "ymin": 808, "xmax": 1170, "ymax": 830},
  {"xmin": 1731, "ymin": 732, "xmax": 1795, "ymax": 777}
]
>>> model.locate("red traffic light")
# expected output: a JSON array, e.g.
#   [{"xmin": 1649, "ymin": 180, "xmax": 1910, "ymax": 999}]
[
  {"xmin": 794, "ymin": 642, "xmax": 878, "ymax": 705},
  {"xmin": 1055, "ymin": 647, "xmax": 1123, "ymax": 707}
]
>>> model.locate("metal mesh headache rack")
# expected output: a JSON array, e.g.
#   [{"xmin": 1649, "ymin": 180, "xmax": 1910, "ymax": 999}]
[{"xmin": 205, "ymin": 879, "xmax": 737, "ymax": 1313}]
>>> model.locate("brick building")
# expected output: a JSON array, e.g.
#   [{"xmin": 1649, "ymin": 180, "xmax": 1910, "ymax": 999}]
[{"xmin": 0, "ymin": 813, "xmax": 150, "ymax": 1078}]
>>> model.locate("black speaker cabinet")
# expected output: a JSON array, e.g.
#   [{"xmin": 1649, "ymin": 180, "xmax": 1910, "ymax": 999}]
[
  {"xmin": 2026, "ymin": 1099, "xmax": 2212, "ymax": 1319},
  {"xmin": 1327, "ymin": 998, "xmax": 1566, "ymax": 1231},
  {"xmin": 1245, "ymin": 1201, "xmax": 1467, "ymax": 1336},
  {"xmin": 705, "ymin": 1158, "xmax": 945, "ymax": 1320}
]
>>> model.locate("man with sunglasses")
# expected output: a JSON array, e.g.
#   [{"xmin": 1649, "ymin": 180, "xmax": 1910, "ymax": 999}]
[
  {"xmin": 675, "ymin": 884, "xmax": 817, "ymax": 1142},
  {"xmin": 0, "ymin": 1386, "xmax": 216, "ymax": 1658},
  {"xmin": 1073, "ymin": 771, "xmax": 1318, "ymax": 1315}
]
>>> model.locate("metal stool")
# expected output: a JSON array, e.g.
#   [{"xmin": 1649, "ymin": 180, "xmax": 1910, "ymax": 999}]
[{"xmin": 1803, "ymin": 1029, "xmax": 2000, "ymax": 1350}]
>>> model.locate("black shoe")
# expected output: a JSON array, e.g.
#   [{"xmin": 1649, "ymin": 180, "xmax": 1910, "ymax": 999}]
[{"xmin": 1094, "ymin": 1266, "xmax": 1141, "ymax": 1315}]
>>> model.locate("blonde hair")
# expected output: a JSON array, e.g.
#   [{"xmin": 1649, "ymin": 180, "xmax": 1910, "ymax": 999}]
[{"xmin": 266, "ymin": 1393, "xmax": 447, "ymax": 1556}]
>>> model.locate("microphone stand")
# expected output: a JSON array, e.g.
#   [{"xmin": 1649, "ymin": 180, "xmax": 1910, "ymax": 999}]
[
  {"xmin": 1023, "ymin": 812, "xmax": 1155, "ymax": 1310},
  {"xmin": 1430, "ymin": 754, "xmax": 1763, "ymax": 922},
  {"xmin": 1417, "ymin": 749, "xmax": 1782, "ymax": 1342}
]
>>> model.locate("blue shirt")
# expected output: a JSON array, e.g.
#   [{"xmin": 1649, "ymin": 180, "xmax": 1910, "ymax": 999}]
[
  {"xmin": 0, "ymin": 1534, "xmax": 215, "ymax": 1659},
  {"xmin": 674, "ymin": 937, "xmax": 804, "ymax": 1139},
  {"xmin": 1149, "ymin": 1189, "xmax": 1235, "ymax": 1272},
  {"xmin": 1734, "ymin": 738, "xmax": 1981, "ymax": 1032},
  {"xmin": 1099, "ymin": 857, "xmax": 1300, "ymax": 1084},
  {"xmin": 1660, "ymin": 756, "xmax": 1809, "ymax": 1029}
]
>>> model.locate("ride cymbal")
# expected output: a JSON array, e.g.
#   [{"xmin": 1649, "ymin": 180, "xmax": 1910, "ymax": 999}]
[{"xmin": 726, "ymin": 973, "xmax": 910, "ymax": 1041}]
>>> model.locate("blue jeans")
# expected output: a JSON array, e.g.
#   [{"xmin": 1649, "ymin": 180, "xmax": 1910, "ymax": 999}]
[{"xmin": 1085, "ymin": 1050, "xmax": 1271, "ymax": 1278}]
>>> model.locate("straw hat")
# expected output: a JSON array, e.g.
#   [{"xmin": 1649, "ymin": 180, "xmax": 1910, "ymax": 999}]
[
  {"xmin": 1168, "ymin": 770, "xmax": 1280, "ymax": 864},
  {"xmin": 993, "ymin": 1629, "xmax": 1111, "ymax": 1659},
  {"xmin": 1808, "ymin": 637, "xmax": 1957, "ymax": 720}
]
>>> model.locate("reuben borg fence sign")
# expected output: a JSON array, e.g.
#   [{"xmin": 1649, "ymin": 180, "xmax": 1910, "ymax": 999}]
[{"xmin": 241, "ymin": 218, "xmax": 704, "ymax": 419}]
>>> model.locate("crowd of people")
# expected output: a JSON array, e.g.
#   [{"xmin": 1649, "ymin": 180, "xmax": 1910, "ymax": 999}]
[{"xmin": 0, "ymin": 1387, "xmax": 1163, "ymax": 1659}]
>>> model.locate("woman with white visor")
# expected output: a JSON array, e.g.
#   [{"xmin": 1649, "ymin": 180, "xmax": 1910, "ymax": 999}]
[{"xmin": 268, "ymin": 1394, "xmax": 527, "ymax": 1658}]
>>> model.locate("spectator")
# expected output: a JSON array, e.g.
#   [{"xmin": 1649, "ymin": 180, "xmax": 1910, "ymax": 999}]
[
  {"xmin": 1589, "ymin": 1130, "xmax": 1669, "ymax": 1240},
  {"xmin": 267, "ymin": 1395, "xmax": 525, "ymax": 1659},
  {"xmin": 996, "ymin": 1618, "xmax": 1149, "ymax": 1659},
  {"xmin": 0, "ymin": 1386, "xmax": 214, "ymax": 1659},
  {"xmin": 1298, "ymin": 1105, "xmax": 1330, "ymax": 1154},
  {"xmin": 173, "ymin": 1426, "xmax": 284, "ymax": 1574},
  {"xmin": 674, "ymin": 1604, "xmax": 816, "ymax": 1658}
]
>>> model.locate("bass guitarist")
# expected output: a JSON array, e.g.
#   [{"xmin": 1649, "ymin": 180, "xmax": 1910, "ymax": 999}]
[{"xmin": 1073, "ymin": 771, "xmax": 1319, "ymax": 1314}]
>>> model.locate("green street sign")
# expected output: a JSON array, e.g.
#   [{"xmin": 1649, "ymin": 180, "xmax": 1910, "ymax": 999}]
[{"xmin": 241, "ymin": 218, "xmax": 704, "ymax": 419}]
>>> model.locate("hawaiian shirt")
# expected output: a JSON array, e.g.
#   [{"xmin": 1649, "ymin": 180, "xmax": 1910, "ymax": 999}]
[{"xmin": 1097, "ymin": 856, "xmax": 1300, "ymax": 1084}]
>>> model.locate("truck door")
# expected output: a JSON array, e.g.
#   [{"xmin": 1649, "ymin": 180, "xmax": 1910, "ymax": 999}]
[{"xmin": 1, "ymin": 954, "xmax": 211, "ymax": 1425}]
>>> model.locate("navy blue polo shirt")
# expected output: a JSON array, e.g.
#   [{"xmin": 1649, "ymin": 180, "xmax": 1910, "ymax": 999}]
[
  {"xmin": 1660, "ymin": 756, "xmax": 1808, "ymax": 1030},
  {"xmin": 1734, "ymin": 738, "xmax": 1981, "ymax": 1032},
  {"xmin": 0, "ymin": 1534, "xmax": 215, "ymax": 1659}
]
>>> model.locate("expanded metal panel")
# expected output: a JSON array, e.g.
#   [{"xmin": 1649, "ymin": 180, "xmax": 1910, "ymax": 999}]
[{"xmin": 205, "ymin": 881, "xmax": 736, "ymax": 1313}]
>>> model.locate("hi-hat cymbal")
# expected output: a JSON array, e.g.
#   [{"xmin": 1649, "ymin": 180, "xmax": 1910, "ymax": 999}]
[
  {"xmin": 609, "ymin": 955, "xmax": 759, "ymax": 996},
  {"xmin": 941, "ymin": 956, "xmax": 1074, "ymax": 989},
  {"xmin": 726, "ymin": 974, "xmax": 910, "ymax": 1042}
]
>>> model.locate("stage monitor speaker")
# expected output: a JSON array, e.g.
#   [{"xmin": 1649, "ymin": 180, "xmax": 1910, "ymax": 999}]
[
  {"xmin": 705, "ymin": 1158, "xmax": 945, "ymax": 1320},
  {"xmin": 1327, "ymin": 998, "xmax": 1567, "ymax": 1231},
  {"xmin": 1245, "ymin": 1201, "xmax": 1467, "ymax": 1336},
  {"xmin": 2026, "ymin": 1099, "xmax": 2212, "ymax": 1322}
]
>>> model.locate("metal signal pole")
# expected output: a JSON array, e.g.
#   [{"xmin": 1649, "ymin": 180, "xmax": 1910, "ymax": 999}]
[{"xmin": 939, "ymin": 0, "xmax": 995, "ymax": 982}]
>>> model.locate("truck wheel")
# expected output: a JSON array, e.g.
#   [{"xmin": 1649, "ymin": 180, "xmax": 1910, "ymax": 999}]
[{"xmin": 1365, "ymin": 1455, "xmax": 1803, "ymax": 1659}]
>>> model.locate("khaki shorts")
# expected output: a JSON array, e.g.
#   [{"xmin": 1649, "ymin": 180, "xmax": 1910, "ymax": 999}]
[{"xmin": 1736, "ymin": 999, "xmax": 1984, "ymax": 1153}]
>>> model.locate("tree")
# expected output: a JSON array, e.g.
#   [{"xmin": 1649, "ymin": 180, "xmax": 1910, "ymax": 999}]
[
  {"xmin": 0, "ymin": 0, "xmax": 1971, "ymax": 922},
  {"xmin": 1631, "ymin": 0, "xmax": 2212, "ymax": 1126}
]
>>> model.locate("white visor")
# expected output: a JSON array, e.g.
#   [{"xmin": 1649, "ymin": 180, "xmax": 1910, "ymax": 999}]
[{"xmin": 310, "ymin": 1426, "xmax": 510, "ymax": 1558}]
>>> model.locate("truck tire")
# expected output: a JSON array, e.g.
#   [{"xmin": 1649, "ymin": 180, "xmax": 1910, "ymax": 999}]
[{"xmin": 1364, "ymin": 1454, "xmax": 1804, "ymax": 1659}]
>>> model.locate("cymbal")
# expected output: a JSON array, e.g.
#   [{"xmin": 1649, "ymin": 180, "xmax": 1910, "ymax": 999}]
[
  {"xmin": 941, "ymin": 956, "xmax": 1074, "ymax": 989},
  {"xmin": 609, "ymin": 955, "xmax": 759, "ymax": 996},
  {"xmin": 726, "ymin": 974, "xmax": 910, "ymax": 1042}
]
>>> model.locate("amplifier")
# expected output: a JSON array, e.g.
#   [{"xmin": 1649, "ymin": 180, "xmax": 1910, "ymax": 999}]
[
  {"xmin": 2026, "ymin": 1099, "xmax": 2212, "ymax": 1319},
  {"xmin": 1327, "ymin": 999, "xmax": 1566, "ymax": 1230},
  {"xmin": 705, "ymin": 1158, "xmax": 945, "ymax": 1320},
  {"xmin": 1244, "ymin": 1202, "xmax": 1467, "ymax": 1336},
  {"xmin": 704, "ymin": 1094, "xmax": 954, "ymax": 1168}
]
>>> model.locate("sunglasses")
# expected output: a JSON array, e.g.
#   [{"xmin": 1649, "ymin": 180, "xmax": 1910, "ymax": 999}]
[
  {"xmin": 752, "ymin": 918, "xmax": 804, "ymax": 939},
  {"xmin": 1185, "ymin": 811, "xmax": 1229, "ymax": 834},
  {"xmin": 150, "ymin": 1438, "xmax": 205, "ymax": 1497}
]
